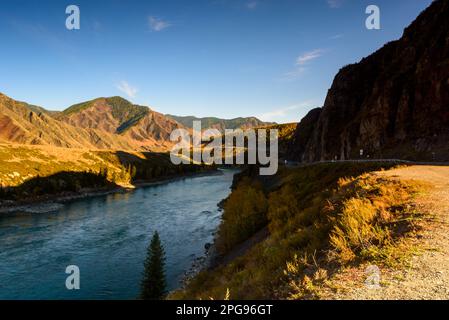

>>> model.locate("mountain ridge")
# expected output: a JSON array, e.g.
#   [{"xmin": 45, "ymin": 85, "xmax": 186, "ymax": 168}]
[
  {"xmin": 0, "ymin": 92, "xmax": 273, "ymax": 152},
  {"xmin": 166, "ymin": 114, "xmax": 275, "ymax": 132},
  {"xmin": 0, "ymin": 92, "xmax": 134, "ymax": 149}
]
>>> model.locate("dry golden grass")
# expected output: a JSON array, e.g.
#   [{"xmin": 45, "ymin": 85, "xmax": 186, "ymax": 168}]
[
  {"xmin": 171, "ymin": 163, "xmax": 426, "ymax": 300},
  {"xmin": 0, "ymin": 143, "xmax": 206, "ymax": 200}
]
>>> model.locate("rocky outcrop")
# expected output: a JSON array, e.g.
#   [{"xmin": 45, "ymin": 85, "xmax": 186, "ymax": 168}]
[
  {"xmin": 288, "ymin": 108, "xmax": 321, "ymax": 158},
  {"xmin": 291, "ymin": 0, "xmax": 449, "ymax": 162}
]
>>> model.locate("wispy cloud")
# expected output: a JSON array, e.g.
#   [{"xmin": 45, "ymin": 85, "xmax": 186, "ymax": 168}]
[
  {"xmin": 296, "ymin": 49, "xmax": 324, "ymax": 66},
  {"xmin": 246, "ymin": 1, "xmax": 258, "ymax": 10},
  {"xmin": 327, "ymin": 0, "xmax": 343, "ymax": 8},
  {"xmin": 116, "ymin": 81, "xmax": 138, "ymax": 98},
  {"xmin": 259, "ymin": 100, "xmax": 316, "ymax": 122},
  {"xmin": 281, "ymin": 67, "xmax": 307, "ymax": 81},
  {"xmin": 281, "ymin": 49, "xmax": 324, "ymax": 81},
  {"xmin": 330, "ymin": 33, "xmax": 344, "ymax": 40},
  {"xmin": 148, "ymin": 16, "xmax": 171, "ymax": 32}
]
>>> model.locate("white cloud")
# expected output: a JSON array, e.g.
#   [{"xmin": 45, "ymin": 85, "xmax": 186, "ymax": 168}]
[
  {"xmin": 259, "ymin": 101, "xmax": 316, "ymax": 122},
  {"xmin": 296, "ymin": 49, "xmax": 324, "ymax": 66},
  {"xmin": 149, "ymin": 16, "xmax": 171, "ymax": 32},
  {"xmin": 247, "ymin": 1, "xmax": 258, "ymax": 10},
  {"xmin": 327, "ymin": 0, "xmax": 343, "ymax": 8},
  {"xmin": 116, "ymin": 81, "xmax": 138, "ymax": 98},
  {"xmin": 280, "ymin": 49, "xmax": 324, "ymax": 81}
]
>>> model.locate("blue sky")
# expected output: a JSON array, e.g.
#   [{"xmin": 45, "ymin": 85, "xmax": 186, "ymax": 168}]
[{"xmin": 0, "ymin": 0, "xmax": 432, "ymax": 123}]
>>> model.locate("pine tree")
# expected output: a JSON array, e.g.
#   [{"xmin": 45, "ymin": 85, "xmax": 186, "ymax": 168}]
[{"xmin": 140, "ymin": 231, "xmax": 167, "ymax": 300}]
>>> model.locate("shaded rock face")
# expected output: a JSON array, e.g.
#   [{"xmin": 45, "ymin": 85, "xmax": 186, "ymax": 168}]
[
  {"xmin": 288, "ymin": 108, "xmax": 321, "ymax": 158},
  {"xmin": 292, "ymin": 0, "xmax": 449, "ymax": 162}
]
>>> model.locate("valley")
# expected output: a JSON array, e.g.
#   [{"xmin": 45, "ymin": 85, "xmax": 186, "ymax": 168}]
[{"xmin": 0, "ymin": 0, "xmax": 448, "ymax": 302}]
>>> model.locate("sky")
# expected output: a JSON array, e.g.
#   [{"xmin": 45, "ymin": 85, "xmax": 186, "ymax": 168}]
[{"xmin": 0, "ymin": 0, "xmax": 433, "ymax": 123}]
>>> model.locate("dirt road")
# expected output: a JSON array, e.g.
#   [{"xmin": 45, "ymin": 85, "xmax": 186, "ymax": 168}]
[{"xmin": 328, "ymin": 165, "xmax": 449, "ymax": 300}]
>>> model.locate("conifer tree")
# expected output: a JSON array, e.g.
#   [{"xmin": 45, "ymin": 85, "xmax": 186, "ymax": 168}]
[{"xmin": 140, "ymin": 231, "xmax": 167, "ymax": 300}]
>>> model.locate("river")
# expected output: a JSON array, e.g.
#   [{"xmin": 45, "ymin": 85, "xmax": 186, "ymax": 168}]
[{"xmin": 0, "ymin": 169, "xmax": 237, "ymax": 300}]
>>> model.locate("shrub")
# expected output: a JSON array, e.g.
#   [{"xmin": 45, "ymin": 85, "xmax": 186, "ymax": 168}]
[{"xmin": 216, "ymin": 178, "xmax": 268, "ymax": 254}]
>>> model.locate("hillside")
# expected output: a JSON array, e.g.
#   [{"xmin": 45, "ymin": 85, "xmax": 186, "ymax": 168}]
[
  {"xmin": 0, "ymin": 143, "xmax": 207, "ymax": 205},
  {"xmin": 0, "ymin": 93, "xmax": 132, "ymax": 150},
  {"xmin": 290, "ymin": 0, "xmax": 449, "ymax": 162},
  {"xmin": 166, "ymin": 114, "xmax": 274, "ymax": 132},
  {"xmin": 57, "ymin": 97, "xmax": 185, "ymax": 150},
  {"xmin": 60, "ymin": 96, "xmax": 149, "ymax": 134},
  {"xmin": 0, "ymin": 93, "xmax": 186, "ymax": 151},
  {"xmin": 0, "ymin": 93, "xmax": 275, "ymax": 152},
  {"xmin": 172, "ymin": 162, "xmax": 433, "ymax": 299}
]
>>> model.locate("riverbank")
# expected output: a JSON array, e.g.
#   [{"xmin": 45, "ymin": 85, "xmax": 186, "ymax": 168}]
[
  {"xmin": 0, "ymin": 168, "xmax": 237, "ymax": 299},
  {"xmin": 170, "ymin": 162, "xmax": 441, "ymax": 300},
  {"xmin": 0, "ymin": 169, "xmax": 222, "ymax": 214}
]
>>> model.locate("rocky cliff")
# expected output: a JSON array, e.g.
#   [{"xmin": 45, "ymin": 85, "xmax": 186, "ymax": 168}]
[{"xmin": 290, "ymin": 0, "xmax": 449, "ymax": 162}]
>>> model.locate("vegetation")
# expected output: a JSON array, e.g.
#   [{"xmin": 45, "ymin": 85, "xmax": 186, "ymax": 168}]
[
  {"xmin": 141, "ymin": 231, "xmax": 167, "ymax": 300},
  {"xmin": 171, "ymin": 162, "xmax": 425, "ymax": 299},
  {"xmin": 61, "ymin": 97, "xmax": 149, "ymax": 134},
  {"xmin": 260, "ymin": 122, "xmax": 297, "ymax": 143},
  {"xmin": 166, "ymin": 115, "xmax": 274, "ymax": 131},
  {"xmin": 0, "ymin": 144, "xmax": 210, "ymax": 201},
  {"xmin": 0, "ymin": 171, "xmax": 115, "ymax": 200},
  {"xmin": 266, "ymin": 122, "xmax": 297, "ymax": 159},
  {"xmin": 216, "ymin": 178, "xmax": 268, "ymax": 254}
]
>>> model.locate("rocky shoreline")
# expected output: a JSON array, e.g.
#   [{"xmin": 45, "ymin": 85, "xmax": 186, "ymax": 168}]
[{"xmin": 179, "ymin": 231, "xmax": 221, "ymax": 289}]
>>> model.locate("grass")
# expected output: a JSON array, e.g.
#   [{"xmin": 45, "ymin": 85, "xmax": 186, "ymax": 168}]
[
  {"xmin": 170, "ymin": 162, "xmax": 425, "ymax": 300},
  {"xmin": 0, "ymin": 143, "xmax": 209, "ymax": 200}
]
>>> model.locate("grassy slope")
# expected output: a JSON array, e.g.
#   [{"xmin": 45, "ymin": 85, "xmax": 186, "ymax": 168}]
[
  {"xmin": 171, "ymin": 162, "xmax": 425, "ymax": 299},
  {"xmin": 61, "ymin": 97, "xmax": 149, "ymax": 134},
  {"xmin": 0, "ymin": 143, "xmax": 208, "ymax": 201}
]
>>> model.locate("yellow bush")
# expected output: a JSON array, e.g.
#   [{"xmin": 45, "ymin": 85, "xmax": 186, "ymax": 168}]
[{"xmin": 216, "ymin": 179, "xmax": 268, "ymax": 254}]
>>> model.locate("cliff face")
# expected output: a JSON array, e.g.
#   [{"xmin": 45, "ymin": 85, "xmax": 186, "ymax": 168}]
[
  {"xmin": 288, "ymin": 108, "xmax": 321, "ymax": 158},
  {"xmin": 292, "ymin": 0, "xmax": 449, "ymax": 162}
]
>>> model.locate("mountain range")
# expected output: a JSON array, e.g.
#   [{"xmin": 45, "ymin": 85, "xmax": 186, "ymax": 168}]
[
  {"xmin": 0, "ymin": 93, "xmax": 272, "ymax": 151},
  {"xmin": 2, "ymin": 1, "xmax": 448, "ymax": 162},
  {"xmin": 165, "ymin": 115, "xmax": 274, "ymax": 132}
]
